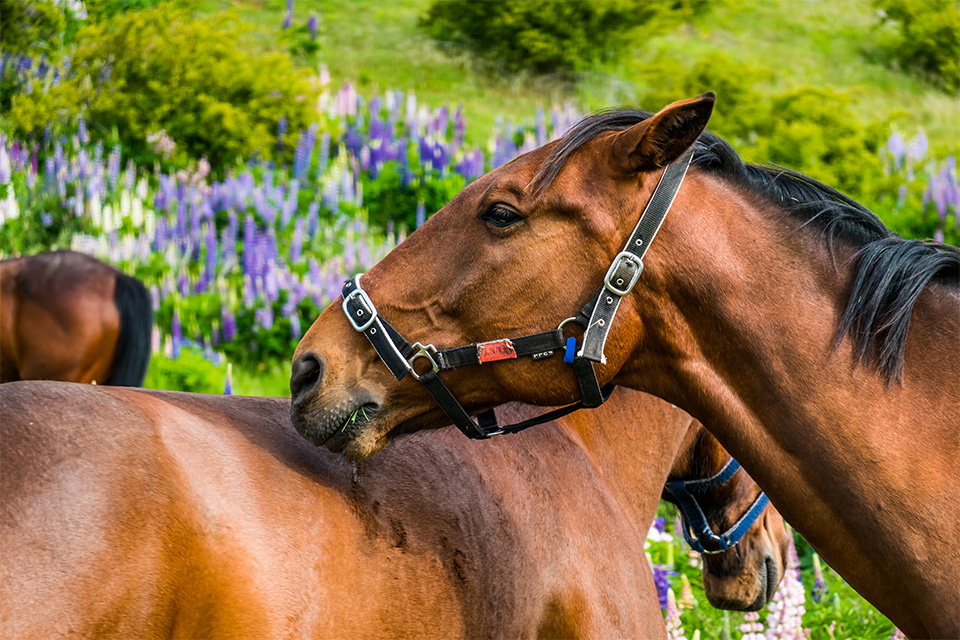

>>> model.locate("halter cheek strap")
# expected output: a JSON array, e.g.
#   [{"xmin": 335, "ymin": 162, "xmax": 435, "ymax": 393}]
[
  {"xmin": 340, "ymin": 146, "xmax": 695, "ymax": 439},
  {"xmin": 662, "ymin": 458, "xmax": 771, "ymax": 554}
]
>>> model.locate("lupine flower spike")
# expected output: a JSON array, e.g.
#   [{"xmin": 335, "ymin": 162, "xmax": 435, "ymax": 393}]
[
  {"xmin": 678, "ymin": 573, "xmax": 697, "ymax": 610},
  {"xmin": 765, "ymin": 535, "xmax": 810, "ymax": 639},
  {"xmin": 811, "ymin": 553, "xmax": 827, "ymax": 603},
  {"xmin": 664, "ymin": 588, "xmax": 687, "ymax": 640}
]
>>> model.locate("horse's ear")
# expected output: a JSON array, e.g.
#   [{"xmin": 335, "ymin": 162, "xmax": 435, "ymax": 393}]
[{"xmin": 614, "ymin": 92, "xmax": 715, "ymax": 172}]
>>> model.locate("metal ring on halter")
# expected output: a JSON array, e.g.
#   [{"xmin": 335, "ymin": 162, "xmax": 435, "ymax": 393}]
[
  {"xmin": 407, "ymin": 342, "xmax": 440, "ymax": 381},
  {"xmin": 557, "ymin": 317, "xmax": 580, "ymax": 331}
]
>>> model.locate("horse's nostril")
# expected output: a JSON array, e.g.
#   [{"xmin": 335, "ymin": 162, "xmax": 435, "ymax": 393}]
[{"xmin": 291, "ymin": 353, "xmax": 323, "ymax": 400}]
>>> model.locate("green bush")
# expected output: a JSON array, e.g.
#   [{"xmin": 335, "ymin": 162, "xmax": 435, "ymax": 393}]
[
  {"xmin": 0, "ymin": 0, "xmax": 67, "ymax": 58},
  {"xmin": 873, "ymin": 0, "xmax": 960, "ymax": 93},
  {"xmin": 759, "ymin": 88, "xmax": 886, "ymax": 197},
  {"xmin": 362, "ymin": 161, "xmax": 467, "ymax": 229},
  {"xmin": 144, "ymin": 349, "xmax": 225, "ymax": 394},
  {"xmin": 8, "ymin": 7, "xmax": 316, "ymax": 171},
  {"xmin": 635, "ymin": 60, "xmax": 886, "ymax": 199},
  {"xmin": 422, "ymin": 0, "xmax": 679, "ymax": 75}
]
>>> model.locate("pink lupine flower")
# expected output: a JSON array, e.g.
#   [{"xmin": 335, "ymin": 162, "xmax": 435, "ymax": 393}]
[
  {"xmin": 664, "ymin": 588, "xmax": 687, "ymax": 640},
  {"xmin": 740, "ymin": 611, "xmax": 764, "ymax": 640},
  {"xmin": 765, "ymin": 536, "xmax": 809, "ymax": 640}
]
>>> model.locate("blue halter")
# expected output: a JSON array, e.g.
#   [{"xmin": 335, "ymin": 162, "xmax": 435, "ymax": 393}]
[{"xmin": 662, "ymin": 458, "xmax": 770, "ymax": 555}]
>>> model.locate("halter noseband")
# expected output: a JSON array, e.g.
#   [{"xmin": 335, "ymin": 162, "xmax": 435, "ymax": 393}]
[
  {"xmin": 341, "ymin": 146, "xmax": 696, "ymax": 439},
  {"xmin": 662, "ymin": 458, "xmax": 771, "ymax": 554}
]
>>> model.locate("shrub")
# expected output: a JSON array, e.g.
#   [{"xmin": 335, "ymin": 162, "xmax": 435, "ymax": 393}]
[
  {"xmin": 143, "ymin": 348, "xmax": 225, "ymax": 394},
  {"xmin": 634, "ymin": 60, "xmax": 886, "ymax": 199},
  {"xmin": 759, "ymin": 88, "xmax": 886, "ymax": 197},
  {"xmin": 421, "ymin": 0, "xmax": 670, "ymax": 75},
  {"xmin": 873, "ymin": 0, "xmax": 960, "ymax": 93},
  {"xmin": 0, "ymin": 1, "xmax": 67, "ymax": 58},
  {"xmin": 8, "ymin": 7, "xmax": 316, "ymax": 172}
]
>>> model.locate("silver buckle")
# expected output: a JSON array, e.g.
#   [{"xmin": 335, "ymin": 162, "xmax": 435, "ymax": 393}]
[
  {"xmin": 407, "ymin": 342, "xmax": 440, "ymax": 380},
  {"xmin": 603, "ymin": 251, "xmax": 643, "ymax": 296},
  {"xmin": 343, "ymin": 288, "xmax": 378, "ymax": 332}
]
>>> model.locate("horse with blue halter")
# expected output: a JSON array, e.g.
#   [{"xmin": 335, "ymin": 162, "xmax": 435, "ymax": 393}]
[
  {"xmin": 0, "ymin": 382, "xmax": 784, "ymax": 638},
  {"xmin": 0, "ymin": 250, "xmax": 152, "ymax": 385},
  {"xmin": 290, "ymin": 93, "xmax": 960, "ymax": 638}
]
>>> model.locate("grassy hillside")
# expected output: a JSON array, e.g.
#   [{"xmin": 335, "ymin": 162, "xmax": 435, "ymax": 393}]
[{"xmin": 198, "ymin": 0, "xmax": 958, "ymax": 150}]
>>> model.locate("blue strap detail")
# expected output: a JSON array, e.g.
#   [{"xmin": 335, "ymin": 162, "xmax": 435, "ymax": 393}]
[
  {"xmin": 563, "ymin": 337, "xmax": 577, "ymax": 364},
  {"xmin": 663, "ymin": 458, "xmax": 770, "ymax": 554}
]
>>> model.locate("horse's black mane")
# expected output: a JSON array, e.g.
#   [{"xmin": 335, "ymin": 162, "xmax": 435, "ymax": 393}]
[{"xmin": 537, "ymin": 109, "xmax": 959, "ymax": 382}]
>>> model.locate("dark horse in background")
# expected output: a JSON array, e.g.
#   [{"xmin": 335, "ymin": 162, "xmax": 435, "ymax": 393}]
[
  {"xmin": 291, "ymin": 93, "xmax": 960, "ymax": 637},
  {"xmin": 0, "ymin": 250, "xmax": 152, "ymax": 386},
  {"xmin": 0, "ymin": 382, "xmax": 786, "ymax": 638}
]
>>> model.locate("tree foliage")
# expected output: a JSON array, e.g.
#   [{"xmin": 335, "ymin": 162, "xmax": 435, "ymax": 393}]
[
  {"xmin": 8, "ymin": 7, "xmax": 316, "ymax": 171},
  {"xmin": 421, "ymin": 0, "xmax": 693, "ymax": 75},
  {"xmin": 874, "ymin": 0, "xmax": 960, "ymax": 93}
]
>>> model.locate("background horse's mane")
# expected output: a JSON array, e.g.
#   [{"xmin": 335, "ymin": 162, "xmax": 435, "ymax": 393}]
[{"xmin": 535, "ymin": 109, "xmax": 960, "ymax": 382}]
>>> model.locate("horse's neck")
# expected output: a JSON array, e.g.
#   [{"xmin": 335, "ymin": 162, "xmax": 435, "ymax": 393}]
[
  {"xmin": 559, "ymin": 391, "xmax": 694, "ymax": 537},
  {"xmin": 622, "ymin": 175, "xmax": 959, "ymax": 634}
]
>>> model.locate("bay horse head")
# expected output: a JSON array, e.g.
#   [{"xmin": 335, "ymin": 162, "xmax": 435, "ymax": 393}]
[
  {"xmin": 291, "ymin": 93, "xmax": 717, "ymax": 459},
  {"xmin": 666, "ymin": 425, "xmax": 789, "ymax": 611}
]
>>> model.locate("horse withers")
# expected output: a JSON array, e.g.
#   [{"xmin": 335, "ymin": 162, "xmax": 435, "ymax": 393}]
[
  {"xmin": 0, "ymin": 382, "xmax": 785, "ymax": 638},
  {"xmin": 290, "ymin": 93, "xmax": 959, "ymax": 637},
  {"xmin": 0, "ymin": 250, "xmax": 152, "ymax": 385}
]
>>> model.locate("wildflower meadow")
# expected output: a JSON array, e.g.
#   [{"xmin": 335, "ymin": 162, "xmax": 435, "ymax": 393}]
[{"xmin": 1, "ymin": 0, "xmax": 957, "ymax": 637}]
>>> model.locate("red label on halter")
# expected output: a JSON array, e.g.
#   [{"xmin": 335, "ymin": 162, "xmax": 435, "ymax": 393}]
[{"xmin": 477, "ymin": 340, "xmax": 517, "ymax": 364}]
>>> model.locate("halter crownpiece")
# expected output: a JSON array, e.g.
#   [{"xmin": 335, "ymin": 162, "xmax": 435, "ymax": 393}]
[{"xmin": 340, "ymin": 146, "xmax": 695, "ymax": 439}]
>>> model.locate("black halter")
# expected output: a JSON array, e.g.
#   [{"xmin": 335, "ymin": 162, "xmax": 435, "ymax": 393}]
[
  {"xmin": 341, "ymin": 147, "xmax": 695, "ymax": 439},
  {"xmin": 663, "ymin": 458, "xmax": 771, "ymax": 554}
]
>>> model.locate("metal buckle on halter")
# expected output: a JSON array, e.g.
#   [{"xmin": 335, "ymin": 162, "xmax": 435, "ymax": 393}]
[
  {"xmin": 603, "ymin": 251, "xmax": 644, "ymax": 296},
  {"xmin": 407, "ymin": 342, "xmax": 440, "ymax": 381},
  {"xmin": 343, "ymin": 288, "xmax": 378, "ymax": 332}
]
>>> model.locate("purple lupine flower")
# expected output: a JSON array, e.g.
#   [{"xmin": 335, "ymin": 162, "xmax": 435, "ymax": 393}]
[
  {"xmin": 277, "ymin": 116, "xmax": 288, "ymax": 152},
  {"xmin": 307, "ymin": 200, "xmax": 319, "ymax": 237},
  {"xmin": 886, "ymin": 131, "xmax": 905, "ymax": 168},
  {"xmin": 78, "ymin": 116, "xmax": 89, "ymax": 144},
  {"xmin": 321, "ymin": 177, "xmax": 339, "ymax": 214},
  {"xmin": 282, "ymin": 10, "xmax": 292, "ymax": 29},
  {"xmin": 224, "ymin": 363, "xmax": 233, "ymax": 395},
  {"xmin": 243, "ymin": 215, "xmax": 256, "ymax": 276},
  {"xmin": 652, "ymin": 565, "xmax": 677, "ymax": 610},
  {"xmin": 317, "ymin": 131, "xmax": 330, "ymax": 175},
  {"xmin": 907, "ymin": 132, "xmax": 928, "ymax": 162},
  {"xmin": 171, "ymin": 310, "xmax": 182, "ymax": 359},
  {"xmin": 107, "ymin": 145, "xmax": 121, "ymax": 190},
  {"xmin": 256, "ymin": 305, "xmax": 274, "ymax": 331},
  {"xmin": 308, "ymin": 13, "xmax": 318, "ymax": 40},
  {"xmin": 653, "ymin": 517, "xmax": 666, "ymax": 533},
  {"xmin": 221, "ymin": 306, "xmax": 237, "ymax": 342},
  {"xmin": 0, "ymin": 146, "xmax": 10, "ymax": 184},
  {"xmin": 178, "ymin": 272, "xmax": 190, "ymax": 297},
  {"xmin": 289, "ymin": 313, "xmax": 301, "ymax": 339},
  {"xmin": 415, "ymin": 200, "xmax": 426, "ymax": 228},
  {"xmin": 291, "ymin": 216, "xmax": 304, "ymax": 264},
  {"xmin": 811, "ymin": 553, "xmax": 828, "ymax": 603}
]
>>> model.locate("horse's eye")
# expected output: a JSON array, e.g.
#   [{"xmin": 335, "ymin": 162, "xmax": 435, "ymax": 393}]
[{"xmin": 480, "ymin": 206, "xmax": 523, "ymax": 228}]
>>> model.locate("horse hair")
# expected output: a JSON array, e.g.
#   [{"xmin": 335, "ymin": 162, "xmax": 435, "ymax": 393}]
[{"xmin": 535, "ymin": 109, "xmax": 960, "ymax": 382}]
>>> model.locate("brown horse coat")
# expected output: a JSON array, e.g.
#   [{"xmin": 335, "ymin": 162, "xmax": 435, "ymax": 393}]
[
  {"xmin": 0, "ymin": 250, "xmax": 151, "ymax": 385},
  {"xmin": 0, "ymin": 382, "xmax": 784, "ymax": 639},
  {"xmin": 290, "ymin": 93, "xmax": 959, "ymax": 637}
]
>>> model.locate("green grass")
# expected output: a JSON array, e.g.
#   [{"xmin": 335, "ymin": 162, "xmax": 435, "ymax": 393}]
[
  {"xmin": 195, "ymin": 0, "xmax": 958, "ymax": 153},
  {"xmin": 144, "ymin": 350, "xmax": 291, "ymax": 397},
  {"xmin": 619, "ymin": 0, "xmax": 958, "ymax": 150}
]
